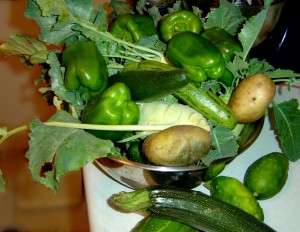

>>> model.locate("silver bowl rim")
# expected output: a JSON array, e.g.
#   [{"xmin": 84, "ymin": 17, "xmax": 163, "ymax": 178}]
[{"xmin": 97, "ymin": 116, "xmax": 265, "ymax": 172}]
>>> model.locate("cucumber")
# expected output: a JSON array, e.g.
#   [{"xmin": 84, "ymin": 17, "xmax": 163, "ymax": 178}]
[
  {"xmin": 205, "ymin": 176, "xmax": 264, "ymax": 221},
  {"xmin": 244, "ymin": 152, "xmax": 289, "ymax": 200},
  {"xmin": 108, "ymin": 69, "xmax": 190, "ymax": 102},
  {"xmin": 132, "ymin": 216, "xmax": 198, "ymax": 232},
  {"xmin": 174, "ymin": 83, "xmax": 237, "ymax": 129},
  {"xmin": 202, "ymin": 162, "xmax": 226, "ymax": 182},
  {"xmin": 112, "ymin": 186, "xmax": 276, "ymax": 232}
]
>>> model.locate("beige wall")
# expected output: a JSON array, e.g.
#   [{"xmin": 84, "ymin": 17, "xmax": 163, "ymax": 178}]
[
  {"xmin": 0, "ymin": 2, "xmax": 106, "ymax": 229},
  {"xmin": 0, "ymin": 0, "xmax": 109, "ymax": 157},
  {"xmin": 0, "ymin": 0, "xmax": 56, "ymax": 129},
  {"xmin": 0, "ymin": 0, "xmax": 56, "ymax": 163}
]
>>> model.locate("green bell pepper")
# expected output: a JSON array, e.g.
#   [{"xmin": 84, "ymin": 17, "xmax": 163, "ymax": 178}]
[
  {"xmin": 81, "ymin": 82, "xmax": 140, "ymax": 141},
  {"xmin": 110, "ymin": 13, "xmax": 157, "ymax": 43},
  {"xmin": 200, "ymin": 27, "xmax": 242, "ymax": 63},
  {"xmin": 218, "ymin": 68, "xmax": 234, "ymax": 87},
  {"xmin": 200, "ymin": 27, "xmax": 242, "ymax": 86},
  {"xmin": 166, "ymin": 31, "xmax": 226, "ymax": 83},
  {"xmin": 62, "ymin": 41, "xmax": 108, "ymax": 101},
  {"xmin": 159, "ymin": 10, "xmax": 203, "ymax": 43}
]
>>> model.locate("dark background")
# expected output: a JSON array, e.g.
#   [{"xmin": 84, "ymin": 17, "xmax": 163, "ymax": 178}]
[{"xmin": 250, "ymin": 0, "xmax": 300, "ymax": 73}]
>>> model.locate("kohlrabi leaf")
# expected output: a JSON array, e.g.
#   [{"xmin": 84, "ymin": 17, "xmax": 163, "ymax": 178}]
[
  {"xmin": 0, "ymin": 34, "xmax": 48, "ymax": 64},
  {"xmin": 205, "ymin": 0, "xmax": 245, "ymax": 35},
  {"xmin": 1, "ymin": 128, "xmax": 8, "ymax": 191},
  {"xmin": 25, "ymin": 0, "xmax": 77, "ymax": 46},
  {"xmin": 109, "ymin": 0, "xmax": 133, "ymax": 17},
  {"xmin": 0, "ymin": 170, "xmax": 5, "ymax": 192},
  {"xmin": 201, "ymin": 121, "xmax": 239, "ymax": 166},
  {"xmin": 238, "ymin": 9, "xmax": 267, "ymax": 60},
  {"xmin": 48, "ymin": 52, "xmax": 84, "ymax": 115},
  {"xmin": 0, "ymin": 127, "xmax": 7, "ymax": 137},
  {"xmin": 25, "ymin": 0, "xmax": 108, "ymax": 45},
  {"xmin": 272, "ymin": 99, "xmax": 300, "ymax": 162},
  {"xmin": 266, "ymin": 69, "xmax": 300, "ymax": 81},
  {"xmin": 264, "ymin": 0, "xmax": 273, "ymax": 8},
  {"xmin": 26, "ymin": 110, "xmax": 115, "ymax": 192}
]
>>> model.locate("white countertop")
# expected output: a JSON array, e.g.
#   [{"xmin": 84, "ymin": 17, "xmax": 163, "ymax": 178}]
[{"xmin": 83, "ymin": 84, "xmax": 300, "ymax": 232}]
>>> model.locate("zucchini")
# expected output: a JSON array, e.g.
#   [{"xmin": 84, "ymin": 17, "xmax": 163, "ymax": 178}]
[
  {"xmin": 123, "ymin": 60, "xmax": 177, "ymax": 71},
  {"xmin": 132, "ymin": 216, "xmax": 198, "ymax": 232},
  {"xmin": 174, "ymin": 83, "xmax": 237, "ymax": 129},
  {"xmin": 112, "ymin": 186, "xmax": 276, "ymax": 232},
  {"xmin": 108, "ymin": 69, "xmax": 190, "ymax": 102}
]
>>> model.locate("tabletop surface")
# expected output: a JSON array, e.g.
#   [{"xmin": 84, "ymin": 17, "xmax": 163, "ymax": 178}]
[{"xmin": 83, "ymin": 84, "xmax": 300, "ymax": 232}]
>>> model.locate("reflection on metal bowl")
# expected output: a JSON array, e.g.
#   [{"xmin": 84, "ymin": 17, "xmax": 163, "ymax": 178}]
[{"xmin": 95, "ymin": 116, "xmax": 264, "ymax": 189}]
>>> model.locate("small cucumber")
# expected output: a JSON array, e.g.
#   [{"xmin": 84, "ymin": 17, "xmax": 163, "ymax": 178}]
[
  {"xmin": 108, "ymin": 69, "xmax": 190, "ymax": 102},
  {"xmin": 205, "ymin": 176, "xmax": 264, "ymax": 221},
  {"xmin": 127, "ymin": 140, "xmax": 145, "ymax": 163},
  {"xmin": 174, "ymin": 83, "xmax": 237, "ymax": 129},
  {"xmin": 132, "ymin": 216, "xmax": 198, "ymax": 232},
  {"xmin": 202, "ymin": 162, "xmax": 226, "ymax": 182},
  {"xmin": 244, "ymin": 152, "xmax": 289, "ymax": 200}
]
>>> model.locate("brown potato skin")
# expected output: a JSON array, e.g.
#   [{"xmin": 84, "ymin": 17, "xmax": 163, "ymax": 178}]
[
  {"xmin": 142, "ymin": 125, "xmax": 211, "ymax": 166},
  {"xmin": 228, "ymin": 74, "xmax": 276, "ymax": 123}
]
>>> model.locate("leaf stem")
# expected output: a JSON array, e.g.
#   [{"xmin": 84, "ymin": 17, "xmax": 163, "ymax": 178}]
[
  {"xmin": 44, "ymin": 121, "xmax": 175, "ymax": 131},
  {"xmin": 79, "ymin": 22, "xmax": 166, "ymax": 63},
  {"xmin": 0, "ymin": 125, "xmax": 28, "ymax": 145}
]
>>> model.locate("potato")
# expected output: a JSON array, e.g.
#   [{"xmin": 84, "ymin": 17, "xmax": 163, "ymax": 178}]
[
  {"xmin": 228, "ymin": 74, "xmax": 276, "ymax": 123},
  {"xmin": 142, "ymin": 125, "xmax": 211, "ymax": 166}
]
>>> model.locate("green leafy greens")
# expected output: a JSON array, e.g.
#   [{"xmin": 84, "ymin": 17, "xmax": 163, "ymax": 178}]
[
  {"xmin": 202, "ymin": 121, "xmax": 239, "ymax": 166},
  {"xmin": 26, "ymin": 110, "xmax": 117, "ymax": 192},
  {"xmin": 272, "ymin": 100, "xmax": 300, "ymax": 162}
]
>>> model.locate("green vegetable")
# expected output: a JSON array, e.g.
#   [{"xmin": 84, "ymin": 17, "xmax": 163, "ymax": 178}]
[
  {"xmin": 244, "ymin": 152, "xmax": 289, "ymax": 200},
  {"xmin": 110, "ymin": 13, "xmax": 157, "ymax": 43},
  {"xmin": 81, "ymin": 82, "xmax": 140, "ymax": 141},
  {"xmin": 205, "ymin": 176, "xmax": 264, "ymax": 221},
  {"xmin": 127, "ymin": 140, "xmax": 145, "ymax": 163},
  {"xmin": 166, "ymin": 31, "xmax": 226, "ymax": 83},
  {"xmin": 62, "ymin": 41, "xmax": 108, "ymax": 101},
  {"xmin": 123, "ymin": 60, "xmax": 176, "ymax": 72},
  {"xmin": 203, "ymin": 162, "xmax": 226, "ymax": 182},
  {"xmin": 112, "ymin": 186, "xmax": 276, "ymax": 232},
  {"xmin": 174, "ymin": 83, "xmax": 237, "ymax": 129},
  {"xmin": 200, "ymin": 27, "xmax": 242, "ymax": 86},
  {"xmin": 132, "ymin": 216, "xmax": 198, "ymax": 232},
  {"xmin": 108, "ymin": 69, "xmax": 190, "ymax": 102},
  {"xmin": 218, "ymin": 68, "xmax": 235, "ymax": 87},
  {"xmin": 200, "ymin": 27, "xmax": 242, "ymax": 63},
  {"xmin": 159, "ymin": 10, "xmax": 203, "ymax": 43}
]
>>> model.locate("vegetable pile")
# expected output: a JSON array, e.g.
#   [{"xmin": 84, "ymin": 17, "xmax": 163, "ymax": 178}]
[{"xmin": 0, "ymin": 0, "xmax": 299, "ymax": 198}]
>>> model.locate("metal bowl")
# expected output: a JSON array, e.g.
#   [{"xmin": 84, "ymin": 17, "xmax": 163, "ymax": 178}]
[{"xmin": 95, "ymin": 117, "xmax": 264, "ymax": 189}]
